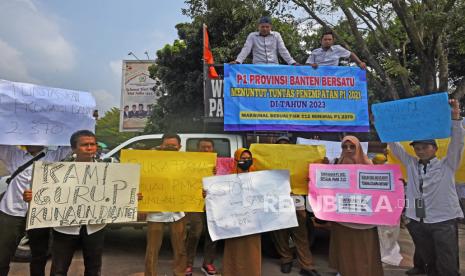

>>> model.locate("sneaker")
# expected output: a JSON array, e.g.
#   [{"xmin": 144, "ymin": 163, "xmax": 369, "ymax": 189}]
[
  {"xmin": 185, "ymin": 266, "xmax": 193, "ymax": 276},
  {"xmin": 201, "ymin": 263, "xmax": 217, "ymax": 275},
  {"xmin": 281, "ymin": 262, "xmax": 293, "ymax": 273}
]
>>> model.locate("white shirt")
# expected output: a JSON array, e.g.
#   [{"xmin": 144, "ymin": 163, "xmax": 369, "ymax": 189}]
[
  {"xmin": 388, "ymin": 120, "xmax": 465, "ymax": 223},
  {"xmin": 306, "ymin": 45, "xmax": 351, "ymax": 66},
  {"xmin": 0, "ymin": 146, "xmax": 71, "ymax": 217},
  {"xmin": 235, "ymin": 31, "xmax": 296, "ymax": 65},
  {"xmin": 146, "ymin": 212, "xmax": 185, "ymax": 223}
]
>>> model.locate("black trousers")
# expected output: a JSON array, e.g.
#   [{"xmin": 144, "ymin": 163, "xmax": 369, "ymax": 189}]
[
  {"xmin": 0, "ymin": 211, "xmax": 25, "ymax": 276},
  {"xmin": 50, "ymin": 227, "xmax": 105, "ymax": 276},
  {"xmin": 27, "ymin": 227, "xmax": 51, "ymax": 276},
  {"xmin": 406, "ymin": 219, "xmax": 460, "ymax": 276}
]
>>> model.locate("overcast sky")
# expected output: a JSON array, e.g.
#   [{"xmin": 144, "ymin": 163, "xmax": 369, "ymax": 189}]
[{"xmin": 0, "ymin": 0, "xmax": 190, "ymax": 113}]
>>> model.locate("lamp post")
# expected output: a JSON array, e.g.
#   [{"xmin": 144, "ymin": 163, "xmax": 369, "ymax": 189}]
[
  {"xmin": 144, "ymin": 51, "xmax": 151, "ymax": 60},
  {"xmin": 127, "ymin": 51, "xmax": 141, "ymax": 61}
]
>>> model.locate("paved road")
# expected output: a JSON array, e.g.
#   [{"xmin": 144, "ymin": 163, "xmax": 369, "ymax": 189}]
[{"xmin": 9, "ymin": 224, "xmax": 465, "ymax": 276}]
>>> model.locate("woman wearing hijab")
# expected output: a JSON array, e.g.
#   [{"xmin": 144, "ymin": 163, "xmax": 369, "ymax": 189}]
[
  {"xmin": 222, "ymin": 148, "xmax": 262, "ymax": 276},
  {"xmin": 329, "ymin": 136, "xmax": 384, "ymax": 276}
]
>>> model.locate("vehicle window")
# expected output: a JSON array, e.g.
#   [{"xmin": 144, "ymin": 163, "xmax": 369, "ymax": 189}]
[
  {"xmin": 186, "ymin": 138, "xmax": 231, "ymax": 157},
  {"xmin": 112, "ymin": 138, "xmax": 163, "ymax": 160}
]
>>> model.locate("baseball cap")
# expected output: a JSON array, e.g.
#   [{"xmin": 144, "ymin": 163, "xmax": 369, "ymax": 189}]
[{"xmin": 409, "ymin": 139, "xmax": 437, "ymax": 147}]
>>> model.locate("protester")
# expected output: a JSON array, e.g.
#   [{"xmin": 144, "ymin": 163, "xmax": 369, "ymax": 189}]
[
  {"xmin": 23, "ymin": 130, "xmax": 105, "ymax": 276},
  {"xmin": 185, "ymin": 138, "xmax": 218, "ymax": 276},
  {"xmin": 0, "ymin": 144, "xmax": 71, "ymax": 276},
  {"xmin": 270, "ymin": 136, "xmax": 320, "ymax": 276},
  {"xmin": 231, "ymin": 16, "xmax": 297, "ymax": 65},
  {"xmin": 144, "ymin": 133, "xmax": 187, "ymax": 276},
  {"xmin": 372, "ymin": 153, "xmax": 404, "ymax": 267},
  {"xmin": 221, "ymin": 148, "xmax": 261, "ymax": 276},
  {"xmin": 306, "ymin": 30, "xmax": 366, "ymax": 69},
  {"xmin": 329, "ymin": 136, "xmax": 384, "ymax": 276},
  {"xmin": 388, "ymin": 99, "xmax": 464, "ymax": 275}
]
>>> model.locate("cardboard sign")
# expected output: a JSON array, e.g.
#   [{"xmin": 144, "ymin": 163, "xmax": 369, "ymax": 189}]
[
  {"xmin": 216, "ymin": 157, "xmax": 235, "ymax": 175},
  {"xmin": 308, "ymin": 164, "xmax": 404, "ymax": 226},
  {"xmin": 372, "ymin": 92, "xmax": 451, "ymax": 142},
  {"xmin": 203, "ymin": 170, "xmax": 298, "ymax": 241},
  {"xmin": 27, "ymin": 161, "xmax": 140, "ymax": 229},
  {"xmin": 0, "ymin": 80, "xmax": 96, "ymax": 146},
  {"xmin": 121, "ymin": 150, "xmax": 216, "ymax": 212},
  {"xmin": 250, "ymin": 144, "xmax": 325, "ymax": 194}
]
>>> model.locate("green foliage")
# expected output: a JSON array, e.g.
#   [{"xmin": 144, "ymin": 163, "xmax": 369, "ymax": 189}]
[
  {"xmin": 145, "ymin": 0, "xmax": 310, "ymax": 133},
  {"xmin": 95, "ymin": 107, "xmax": 137, "ymax": 149},
  {"xmin": 267, "ymin": 0, "xmax": 465, "ymax": 101}
]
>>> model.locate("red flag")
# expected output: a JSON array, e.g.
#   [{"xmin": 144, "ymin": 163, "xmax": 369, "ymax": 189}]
[{"xmin": 203, "ymin": 24, "xmax": 219, "ymax": 79}]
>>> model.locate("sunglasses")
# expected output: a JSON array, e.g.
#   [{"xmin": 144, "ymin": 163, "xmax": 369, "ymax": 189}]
[{"xmin": 341, "ymin": 144, "xmax": 356, "ymax": 150}]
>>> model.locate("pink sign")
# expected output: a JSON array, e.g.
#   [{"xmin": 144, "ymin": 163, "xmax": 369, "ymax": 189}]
[
  {"xmin": 308, "ymin": 164, "xmax": 404, "ymax": 226},
  {"xmin": 216, "ymin": 157, "xmax": 235, "ymax": 175}
]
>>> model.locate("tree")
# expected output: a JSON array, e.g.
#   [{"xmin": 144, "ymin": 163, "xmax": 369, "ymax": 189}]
[
  {"xmin": 96, "ymin": 108, "xmax": 137, "ymax": 149},
  {"xmin": 145, "ymin": 0, "xmax": 311, "ymax": 133}
]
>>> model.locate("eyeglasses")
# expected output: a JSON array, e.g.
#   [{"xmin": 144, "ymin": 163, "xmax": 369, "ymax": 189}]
[{"xmin": 341, "ymin": 144, "xmax": 356, "ymax": 150}]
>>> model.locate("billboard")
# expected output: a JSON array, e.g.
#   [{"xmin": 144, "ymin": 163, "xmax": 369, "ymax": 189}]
[{"xmin": 119, "ymin": 60, "xmax": 160, "ymax": 132}]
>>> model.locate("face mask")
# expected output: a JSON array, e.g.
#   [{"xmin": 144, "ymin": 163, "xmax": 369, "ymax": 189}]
[{"xmin": 237, "ymin": 159, "xmax": 253, "ymax": 171}]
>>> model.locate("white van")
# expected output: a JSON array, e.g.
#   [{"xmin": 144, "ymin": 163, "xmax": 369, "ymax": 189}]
[
  {"xmin": 103, "ymin": 133, "xmax": 244, "ymax": 160},
  {"xmin": 102, "ymin": 133, "xmax": 244, "ymax": 229}
]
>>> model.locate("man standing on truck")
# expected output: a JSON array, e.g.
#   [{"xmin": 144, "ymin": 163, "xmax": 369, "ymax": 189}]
[
  {"xmin": 144, "ymin": 133, "xmax": 187, "ymax": 276},
  {"xmin": 231, "ymin": 16, "xmax": 297, "ymax": 65},
  {"xmin": 185, "ymin": 138, "xmax": 218, "ymax": 276},
  {"xmin": 306, "ymin": 30, "xmax": 366, "ymax": 69}
]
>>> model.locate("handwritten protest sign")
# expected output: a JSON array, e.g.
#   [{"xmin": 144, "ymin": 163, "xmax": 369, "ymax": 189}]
[
  {"xmin": 216, "ymin": 157, "xmax": 235, "ymax": 175},
  {"xmin": 26, "ymin": 162, "xmax": 140, "ymax": 230},
  {"xmin": 203, "ymin": 170, "xmax": 298, "ymax": 241},
  {"xmin": 0, "ymin": 80, "xmax": 96, "ymax": 146},
  {"xmin": 308, "ymin": 164, "xmax": 404, "ymax": 225},
  {"xmin": 223, "ymin": 64, "xmax": 369, "ymax": 132},
  {"xmin": 250, "ymin": 144, "xmax": 325, "ymax": 194},
  {"xmin": 372, "ymin": 92, "xmax": 451, "ymax": 142},
  {"xmin": 296, "ymin": 137, "xmax": 368, "ymax": 160},
  {"xmin": 387, "ymin": 138, "xmax": 465, "ymax": 183},
  {"xmin": 121, "ymin": 150, "xmax": 216, "ymax": 212}
]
